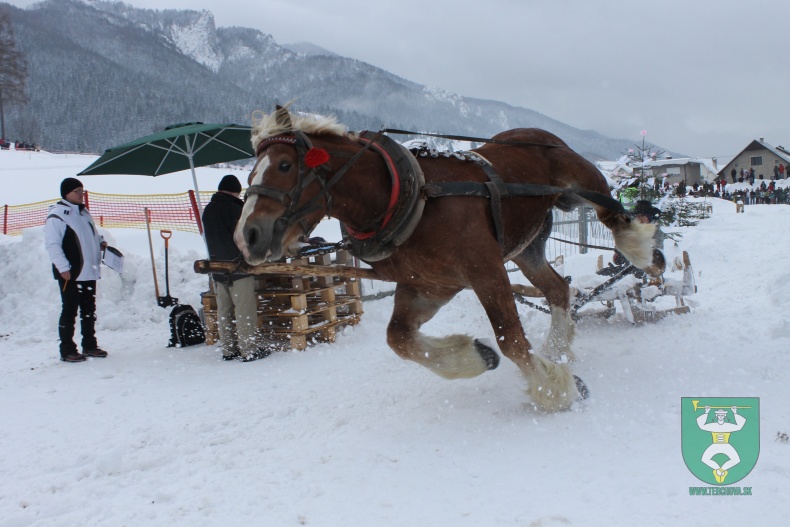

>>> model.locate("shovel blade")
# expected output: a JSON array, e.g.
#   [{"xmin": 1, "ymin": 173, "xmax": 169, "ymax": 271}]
[{"xmin": 157, "ymin": 296, "xmax": 179, "ymax": 308}]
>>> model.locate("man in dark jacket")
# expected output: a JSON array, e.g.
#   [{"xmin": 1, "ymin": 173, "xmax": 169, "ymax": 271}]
[
  {"xmin": 44, "ymin": 177, "xmax": 109, "ymax": 362},
  {"xmin": 202, "ymin": 175, "xmax": 266, "ymax": 362}
]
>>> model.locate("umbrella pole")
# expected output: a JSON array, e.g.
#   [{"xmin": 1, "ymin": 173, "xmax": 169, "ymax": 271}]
[
  {"xmin": 188, "ymin": 155, "xmax": 204, "ymax": 212},
  {"xmin": 187, "ymin": 156, "xmax": 210, "ymax": 258}
]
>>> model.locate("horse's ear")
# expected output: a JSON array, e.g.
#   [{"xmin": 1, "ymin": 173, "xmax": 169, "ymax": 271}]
[{"xmin": 274, "ymin": 105, "xmax": 293, "ymax": 129}]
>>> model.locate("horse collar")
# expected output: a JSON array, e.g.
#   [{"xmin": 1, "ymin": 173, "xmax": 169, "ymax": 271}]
[{"xmin": 340, "ymin": 132, "xmax": 426, "ymax": 262}]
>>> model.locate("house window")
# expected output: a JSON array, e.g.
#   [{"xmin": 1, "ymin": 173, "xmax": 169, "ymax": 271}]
[{"xmin": 751, "ymin": 156, "xmax": 763, "ymax": 166}]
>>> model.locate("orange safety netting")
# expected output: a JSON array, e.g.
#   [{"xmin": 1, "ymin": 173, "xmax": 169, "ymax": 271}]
[{"xmin": 2, "ymin": 190, "xmax": 215, "ymax": 236}]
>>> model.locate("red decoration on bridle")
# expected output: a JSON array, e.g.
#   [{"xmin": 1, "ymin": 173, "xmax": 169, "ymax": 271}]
[{"xmin": 304, "ymin": 147, "xmax": 331, "ymax": 168}]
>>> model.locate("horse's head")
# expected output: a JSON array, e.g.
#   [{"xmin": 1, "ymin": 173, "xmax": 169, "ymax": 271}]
[{"xmin": 235, "ymin": 105, "xmax": 349, "ymax": 264}]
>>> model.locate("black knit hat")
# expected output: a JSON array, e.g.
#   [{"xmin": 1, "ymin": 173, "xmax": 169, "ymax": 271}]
[
  {"xmin": 60, "ymin": 177, "xmax": 83, "ymax": 199},
  {"xmin": 218, "ymin": 174, "xmax": 242, "ymax": 194},
  {"xmin": 633, "ymin": 200, "xmax": 661, "ymax": 221}
]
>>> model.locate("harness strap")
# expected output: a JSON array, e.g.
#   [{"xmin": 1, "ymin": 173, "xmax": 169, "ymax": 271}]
[
  {"xmin": 422, "ymin": 181, "xmax": 625, "ymax": 215},
  {"xmin": 467, "ymin": 153, "xmax": 509, "ymax": 247}
]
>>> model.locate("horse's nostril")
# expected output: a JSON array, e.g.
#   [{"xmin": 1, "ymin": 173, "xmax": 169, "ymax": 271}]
[{"xmin": 246, "ymin": 226, "xmax": 259, "ymax": 247}]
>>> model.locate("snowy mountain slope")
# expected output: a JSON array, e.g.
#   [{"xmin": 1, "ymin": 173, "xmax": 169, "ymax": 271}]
[{"xmin": 5, "ymin": 0, "xmax": 652, "ymax": 160}]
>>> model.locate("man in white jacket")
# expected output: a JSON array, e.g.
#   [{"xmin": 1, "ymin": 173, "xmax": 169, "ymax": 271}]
[{"xmin": 44, "ymin": 177, "xmax": 109, "ymax": 362}]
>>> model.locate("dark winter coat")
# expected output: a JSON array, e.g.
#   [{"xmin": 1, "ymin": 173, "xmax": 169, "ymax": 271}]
[{"xmin": 201, "ymin": 191, "xmax": 248, "ymax": 283}]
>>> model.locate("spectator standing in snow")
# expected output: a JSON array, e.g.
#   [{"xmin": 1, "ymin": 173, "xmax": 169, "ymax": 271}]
[
  {"xmin": 44, "ymin": 178, "xmax": 109, "ymax": 363},
  {"xmin": 779, "ymin": 164, "xmax": 785, "ymax": 179},
  {"xmin": 202, "ymin": 175, "xmax": 268, "ymax": 362}
]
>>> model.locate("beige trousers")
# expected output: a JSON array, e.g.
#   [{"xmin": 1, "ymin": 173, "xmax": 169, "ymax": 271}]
[{"xmin": 215, "ymin": 276, "xmax": 258, "ymax": 357}]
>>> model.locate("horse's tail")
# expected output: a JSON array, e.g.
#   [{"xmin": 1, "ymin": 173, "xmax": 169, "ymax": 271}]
[
  {"xmin": 594, "ymin": 207, "xmax": 665, "ymax": 276},
  {"xmin": 555, "ymin": 188, "xmax": 665, "ymax": 276}
]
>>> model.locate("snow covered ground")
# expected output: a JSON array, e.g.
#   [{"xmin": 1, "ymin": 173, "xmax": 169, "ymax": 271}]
[{"xmin": 1, "ymin": 149, "xmax": 789, "ymax": 526}]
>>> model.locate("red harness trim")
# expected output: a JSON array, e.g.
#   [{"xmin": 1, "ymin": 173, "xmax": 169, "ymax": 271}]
[{"xmin": 343, "ymin": 137, "xmax": 401, "ymax": 240}]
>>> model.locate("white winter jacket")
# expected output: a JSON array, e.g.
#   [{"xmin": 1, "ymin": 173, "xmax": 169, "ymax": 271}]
[{"xmin": 44, "ymin": 200, "xmax": 104, "ymax": 281}]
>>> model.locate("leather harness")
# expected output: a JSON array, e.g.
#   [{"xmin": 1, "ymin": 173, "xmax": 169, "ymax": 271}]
[{"xmin": 247, "ymin": 131, "xmax": 625, "ymax": 262}]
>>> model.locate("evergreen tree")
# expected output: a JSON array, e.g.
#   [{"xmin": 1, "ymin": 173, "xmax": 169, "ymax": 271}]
[
  {"xmin": 622, "ymin": 130, "xmax": 665, "ymax": 203},
  {"xmin": 0, "ymin": 10, "xmax": 28, "ymax": 140}
]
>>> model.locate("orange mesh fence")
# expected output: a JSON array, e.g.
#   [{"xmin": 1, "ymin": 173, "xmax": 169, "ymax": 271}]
[{"xmin": 3, "ymin": 190, "xmax": 215, "ymax": 236}]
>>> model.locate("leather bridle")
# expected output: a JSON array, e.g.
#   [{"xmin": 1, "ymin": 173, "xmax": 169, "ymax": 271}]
[{"xmin": 244, "ymin": 129, "xmax": 384, "ymax": 242}]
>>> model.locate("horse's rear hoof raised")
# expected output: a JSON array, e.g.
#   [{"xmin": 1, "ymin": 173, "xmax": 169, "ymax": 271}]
[
  {"xmin": 574, "ymin": 375, "xmax": 590, "ymax": 400},
  {"xmin": 474, "ymin": 339, "xmax": 500, "ymax": 370}
]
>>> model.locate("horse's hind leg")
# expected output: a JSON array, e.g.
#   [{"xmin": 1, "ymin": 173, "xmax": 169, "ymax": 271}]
[
  {"xmin": 387, "ymin": 285, "xmax": 500, "ymax": 379},
  {"xmin": 512, "ymin": 212, "xmax": 575, "ymax": 363}
]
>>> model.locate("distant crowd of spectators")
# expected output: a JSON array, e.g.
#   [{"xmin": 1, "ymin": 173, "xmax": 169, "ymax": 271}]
[
  {"xmin": 728, "ymin": 165, "xmax": 786, "ymax": 184},
  {"xmin": 0, "ymin": 138, "xmax": 40, "ymax": 151},
  {"xmin": 704, "ymin": 179, "xmax": 790, "ymax": 205},
  {"xmin": 728, "ymin": 185, "xmax": 789, "ymax": 205},
  {"xmin": 666, "ymin": 180, "xmax": 790, "ymax": 205}
]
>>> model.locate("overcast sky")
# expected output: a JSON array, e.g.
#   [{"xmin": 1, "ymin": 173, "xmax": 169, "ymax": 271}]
[{"xmin": 8, "ymin": 0, "xmax": 790, "ymax": 159}]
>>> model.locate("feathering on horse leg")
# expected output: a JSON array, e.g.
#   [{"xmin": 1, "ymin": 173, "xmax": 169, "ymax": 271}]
[
  {"xmin": 410, "ymin": 334, "xmax": 495, "ymax": 379},
  {"xmin": 541, "ymin": 306, "xmax": 576, "ymax": 363},
  {"xmin": 512, "ymin": 249, "xmax": 576, "ymax": 363},
  {"xmin": 523, "ymin": 355, "xmax": 579, "ymax": 412},
  {"xmin": 386, "ymin": 286, "xmax": 496, "ymax": 379},
  {"xmin": 387, "ymin": 327, "xmax": 494, "ymax": 380}
]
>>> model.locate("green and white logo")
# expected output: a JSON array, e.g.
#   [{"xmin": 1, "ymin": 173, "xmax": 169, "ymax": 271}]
[{"xmin": 681, "ymin": 397, "xmax": 760, "ymax": 485}]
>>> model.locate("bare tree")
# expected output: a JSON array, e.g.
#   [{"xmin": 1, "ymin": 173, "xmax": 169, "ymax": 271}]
[{"xmin": 0, "ymin": 10, "xmax": 28, "ymax": 140}]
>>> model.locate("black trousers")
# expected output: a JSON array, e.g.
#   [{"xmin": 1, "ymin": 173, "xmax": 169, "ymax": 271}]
[{"xmin": 57, "ymin": 279, "xmax": 98, "ymax": 356}]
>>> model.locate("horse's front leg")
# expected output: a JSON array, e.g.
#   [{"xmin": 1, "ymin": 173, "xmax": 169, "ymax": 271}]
[
  {"xmin": 386, "ymin": 284, "xmax": 500, "ymax": 379},
  {"xmin": 468, "ymin": 265, "xmax": 582, "ymax": 412}
]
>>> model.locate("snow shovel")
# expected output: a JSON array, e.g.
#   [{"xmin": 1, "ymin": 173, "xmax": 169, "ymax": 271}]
[
  {"xmin": 145, "ymin": 208, "xmax": 164, "ymax": 306},
  {"xmin": 157, "ymin": 230, "xmax": 178, "ymax": 308}
]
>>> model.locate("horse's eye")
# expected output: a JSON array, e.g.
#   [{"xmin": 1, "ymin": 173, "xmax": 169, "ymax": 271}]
[{"xmin": 278, "ymin": 161, "xmax": 292, "ymax": 172}]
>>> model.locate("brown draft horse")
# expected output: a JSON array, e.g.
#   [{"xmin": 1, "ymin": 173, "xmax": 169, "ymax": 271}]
[{"xmin": 235, "ymin": 105, "xmax": 663, "ymax": 412}]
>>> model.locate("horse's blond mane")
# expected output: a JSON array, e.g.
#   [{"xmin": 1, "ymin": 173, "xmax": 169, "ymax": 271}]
[{"xmin": 250, "ymin": 106, "xmax": 349, "ymax": 151}]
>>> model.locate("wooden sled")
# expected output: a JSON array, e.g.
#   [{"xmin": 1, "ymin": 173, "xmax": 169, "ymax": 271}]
[
  {"xmin": 591, "ymin": 250, "xmax": 695, "ymax": 324},
  {"xmin": 512, "ymin": 250, "xmax": 696, "ymax": 324}
]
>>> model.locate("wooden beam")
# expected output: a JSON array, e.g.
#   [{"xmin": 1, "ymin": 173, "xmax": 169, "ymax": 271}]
[{"xmin": 193, "ymin": 259, "xmax": 390, "ymax": 282}]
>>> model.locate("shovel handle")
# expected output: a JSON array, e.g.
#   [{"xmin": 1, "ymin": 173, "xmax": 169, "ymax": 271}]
[{"xmin": 160, "ymin": 230, "xmax": 172, "ymax": 249}]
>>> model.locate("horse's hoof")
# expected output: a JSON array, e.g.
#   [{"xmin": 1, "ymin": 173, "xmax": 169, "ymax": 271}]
[
  {"xmin": 474, "ymin": 339, "xmax": 500, "ymax": 370},
  {"xmin": 574, "ymin": 375, "xmax": 590, "ymax": 400}
]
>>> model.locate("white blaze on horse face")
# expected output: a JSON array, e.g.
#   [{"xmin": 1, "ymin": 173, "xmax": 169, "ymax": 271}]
[{"xmin": 234, "ymin": 156, "xmax": 270, "ymax": 257}]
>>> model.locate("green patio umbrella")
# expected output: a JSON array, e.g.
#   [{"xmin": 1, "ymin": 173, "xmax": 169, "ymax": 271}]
[{"xmin": 78, "ymin": 122, "xmax": 254, "ymax": 211}]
